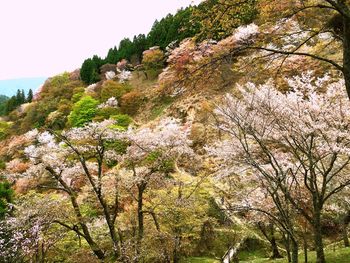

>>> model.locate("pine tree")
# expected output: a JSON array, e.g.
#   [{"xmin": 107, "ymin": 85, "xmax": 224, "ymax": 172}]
[
  {"xmin": 15, "ymin": 89, "xmax": 21, "ymax": 105},
  {"xmin": 27, "ymin": 89, "xmax": 33, "ymax": 103},
  {"xmin": 20, "ymin": 89, "xmax": 25, "ymax": 104}
]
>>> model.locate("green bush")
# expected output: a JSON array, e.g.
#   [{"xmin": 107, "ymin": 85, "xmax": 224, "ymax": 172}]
[
  {"xmin": 111, "ymin": 114, "xmax": 133, "ymax": 129},
  {"xmin": 68, "ymin": 96, "xmax": 99, "ymax": 127},
  {"xmin": 94, "ymin": 107, "xmax": 121, "ymax": 122},
  {"xmin": 0, "ymin": 121, "xmax": 11, "ymax": 140},
  {"xmin": 0, "ymin": 181, "xmax": 13, "ymax": 219}
]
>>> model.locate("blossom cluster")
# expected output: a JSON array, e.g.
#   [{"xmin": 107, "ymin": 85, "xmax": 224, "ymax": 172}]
[
  {"xmin": 207, "ymin": 73, "xmax": 350, "ymax": 216},
  {"xmin": 98, "ymin": 97, "xmax": 118, "ymax": 109}
]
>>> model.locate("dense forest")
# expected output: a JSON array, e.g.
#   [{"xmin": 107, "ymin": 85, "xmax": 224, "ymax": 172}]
[{"xmin": 1, "ymin": 1, "xmax": 350, "ymax": 263}]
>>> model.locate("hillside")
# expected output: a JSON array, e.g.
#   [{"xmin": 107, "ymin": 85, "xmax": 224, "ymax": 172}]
[{"xmin": 1, "ymin": 1, "xmax": 350, "ymax": 263}]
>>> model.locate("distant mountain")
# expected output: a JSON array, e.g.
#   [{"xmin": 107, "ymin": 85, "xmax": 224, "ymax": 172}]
[{"xmin": 0, "ymin": 77, "xmax": 47, "ymax": 97}]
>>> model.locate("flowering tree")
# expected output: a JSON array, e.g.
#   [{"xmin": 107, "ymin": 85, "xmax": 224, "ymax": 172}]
[
  {"xmin": 118, "ymin": 118, "xmax": 194, "ymax": 260},
  {"xmin": 23, "ymin": 118, "xmax": 193, "ymax": 261},
  {"xmin": 24, "ymin": 121, "xmax": 124, "ymax": 260},
  {"xmin": 158, "ymin": 23, "xmax": 259, "ymax": 95},
  {"xmin": 0, "ymin": 192, "xmax": 70, "ymax": 262},
  {"xmin": 196, "ymin": 0, "xmax": 350, "ymax": 98},
  {"xmin": 208, "ymin": 73, "xmax": 350, "ymax": 263}
]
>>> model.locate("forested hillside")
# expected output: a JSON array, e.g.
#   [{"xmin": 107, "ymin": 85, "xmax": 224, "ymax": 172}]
[{"xmin": 1, "ymin": 1, "xmax": 350, "ymax": 263}]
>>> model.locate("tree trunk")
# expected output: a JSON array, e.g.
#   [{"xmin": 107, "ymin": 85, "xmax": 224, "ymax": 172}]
[
  {"xmin": 283, "ymin": 234, "xmax": 291, "ymax": 263},
  {"xmin": 269, "ymin": 225, "xmax": 282, "ymax": 259},
  {"xmin": 136, "ymin": 183, "xmax": 146, "ymax": 261},
  {"xmin": 303, "ymin": 234, "xmax": 308, "ymax": 263},
  {"xmin": 313, "ymin": 212, "xmax": 326, "ymax": 263},
  {"xmin": 342, "ymin": 16, "xmax": 350, "ymax": 99},
  {"xmin": 291, "ymin": 238, "xmax": 298, "ymax": 263},
  {"xmin": 173, "ymin": 235, "xmax": 181, "ymax": 263},
  {"xmin": 342, "ymin": 223, "xmax": 350, "ymax": 248},
  {"xmin": 257, "ymin": 222, "xmax": 282, "ymax": 259},
  {"xmin": 341, "ymin": 210, "xmax": 350, "ymax": 247},
  {"xmin": 71, "ymin": 196, "xmax": 105, "ymax": 260}
]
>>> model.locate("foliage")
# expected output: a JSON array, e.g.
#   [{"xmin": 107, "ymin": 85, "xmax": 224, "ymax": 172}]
[
  {"xmin": 68, "ymin": 96, "xmax": 99, "ymax": 127},
  {"xmin": 120, "ymin": 91, "xmax": 143, "ymax": 115},
  {"xmin": 0, "ymin": 121, "xmax": 11, "ymax": 140},
  {"xmin": 20, "ymin": 118, "xmax": 195, "ymax": 261},
  {"xmin": 111, "ymin": 114, "xmax": 132, "ymax": 129},
  {"xmin": 142, "ymin": 48, "xmax": 165, "ymax": 71},
  {"xmin": 80, "ymin": 56, "xmax": 103, "ymax": 85},
  {"xmin": 100, "ymin": 80, "xmax": 132, "ymax": 101},
  {"xmin": 0, "ymin": 181, "xmax": 13, "ymax": 219},
  {"xmin": 81, "ymin": 5, "xmax": 201, "ymax": 83},
  {"xmin": 193, "ymin": 0, "xmax": 258, "ymax": 40},
  {"xmin": 0, "ymin": 95, "xmax": 9, "ymax": 116},
  {"xmin": 94, "ymin": 107, "xmax": 120, "ymax": 122},
  {"xmin": 15, "ymin": 73, "xmax": 84, "ymax": 133},
  {"xmin": 3, "ymin": 89, "xmax": 31, "ymax": 115}
]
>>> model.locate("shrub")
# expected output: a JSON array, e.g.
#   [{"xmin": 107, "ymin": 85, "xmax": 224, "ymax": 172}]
[
  {"xmin": 0, "ymin": 121, "xmax": 11, "ymax": 140},
  {"xmin": 94, "ymin": 107, "xmax": 121, "ymax": 122},
  {"xmin": 68, "ymin": 96, "xmax": 99, "ymax": 127},
  {"xmin": 120, "ymin": 91, "xmax": 143, "ymax": 115},
  {"xmin": 142, "ymin": 49, "xmax": 165, "ymax": 73},
  {"xmin": 111, "ymin": 114, "xmax": 133, "ymax": 129},
  {"xmin": 100, "ymin": 80, "xmax": 132, "ymax": 101}
]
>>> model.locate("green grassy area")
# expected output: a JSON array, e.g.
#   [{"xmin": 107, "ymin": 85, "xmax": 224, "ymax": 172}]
[
  {"xmin": 181, "ymin": 257, "xmax": 220, "ymax": 263},
  {"xmin": 240, "ymin": 247, "xmax": 350, "ymax": 263},
  {"xmin": 239, "ymin": 248, "xmax": 268, "ymax": 262}
]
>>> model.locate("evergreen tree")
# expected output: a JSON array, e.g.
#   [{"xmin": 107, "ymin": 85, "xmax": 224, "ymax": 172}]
[
  {"xmin": 15, "ymin": 89, "xmax": 21, "ymax": 105},
  {"xmin": 20, "ymin": 89, "xmax": 25, "ymax": 104},
  {"xmin": 5, "ymin": 96, "xmax": 17, "ymax": 114},
  {"xmin": 106, "ymin": 46, "xmax": 119, "ymax": 64},
  {"xmin": 117, "ymin": 38, "xmax": 134, "ymax": 61},
  {"xmin": 27, "ymin": 89, "xmax": 33, "ymax": 103},
  {"xmin": 80, "ymin": 57, "xmax": 101, "ymax": 85}
]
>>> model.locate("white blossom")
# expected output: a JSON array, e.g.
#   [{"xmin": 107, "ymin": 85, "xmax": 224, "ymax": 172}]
[
  {"xmin": 98, "ymin": 97, "xmax": 118, "ymax": 109},
  {"xmin": 233, "ymin": 23, "xmax": 259, "ymax": 44},
  {"xmin": 105, "ymin": 71, "xmax": 116, "ymax": 80},
  {"xmin": 118, "ymin": 70, "xmax": 132, "ymax": 83}
]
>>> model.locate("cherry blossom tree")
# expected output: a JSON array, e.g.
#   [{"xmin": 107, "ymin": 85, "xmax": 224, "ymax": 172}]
[
  {"xmin": 24, "ymin": 120, "xmax": 124, "ymax": 260},
  {"xmin": 23, "ymin": 118, "xmax": 193, "ymax": 262},
  {"xmin": 0, "ymin": 192, "xmax": 70, "ymax": 262},
  {"xmin": 208, "ymin": 73, "xmax": 350, "ymax": 263},
  {"xmin": 118, "ymin": 118, "xmax": 194, "ymax": 261}
]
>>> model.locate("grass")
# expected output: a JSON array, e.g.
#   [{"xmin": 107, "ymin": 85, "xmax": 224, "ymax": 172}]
[
  {"xmin": 181, "ymin": 257, "xmax": 220, "ymax": 263},
  {"xmin": 240, "ymin": 247, "xmax": 350, "ymax": 263}
]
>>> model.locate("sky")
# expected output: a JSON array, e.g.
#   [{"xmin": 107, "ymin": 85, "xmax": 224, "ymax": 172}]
[{"xmin": 0, "ymin": 0, "xmax": 200, "ymax": 80}]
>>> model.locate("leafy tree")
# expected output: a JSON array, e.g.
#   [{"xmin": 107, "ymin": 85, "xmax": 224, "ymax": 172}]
[
  {"xmin": 68, "ymin": 96, "xmax": 99, "ymax": 127},
  {"xmin": 193, "ymin": 0, "xmax": 258, "ymax": 40},
  {"xmin": 142, "ymin": 49, "xmax": 165, "ymax": 70}
]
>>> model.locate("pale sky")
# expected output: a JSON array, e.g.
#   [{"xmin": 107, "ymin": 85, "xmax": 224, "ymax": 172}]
[{"xmin": 0, "ymin": 0, "xmax": 199, "ymax": 80}]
